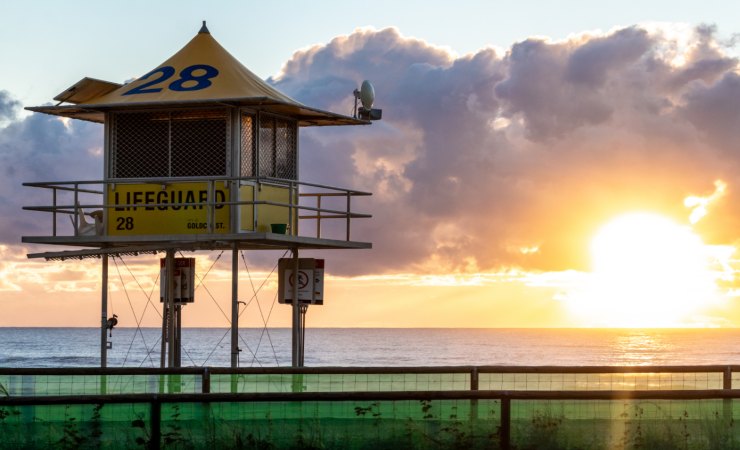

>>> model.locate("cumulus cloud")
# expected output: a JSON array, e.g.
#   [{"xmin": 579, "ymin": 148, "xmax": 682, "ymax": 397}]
[
  {"xmin": 272, "ymin": 25, "xmax": 740, "ymax": 274},
  {"xmin": 0, "ymin": 91, "xmax": 21, "ymax": 128},
  {"xmin": 4, "ymin": 24, "xmax": 740, "ymax": 277},
  {"xmin": 0, "ymin": 101, "xmax": 102, "ymax": 243}
]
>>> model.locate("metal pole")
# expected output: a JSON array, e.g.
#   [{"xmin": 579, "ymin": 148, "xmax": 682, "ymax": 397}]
[
  {"xmin": 316, "ymin": 196, "xmax": 321, "ymax": 239},
  {"xmin": 291, "ymin": 248, "xmax": 300, "ymax": 367},
  {"xmin": 52, "ymin": 188, "xmax": 57, "ymax": 237},
  {"xmin": 231, "ymin": 245, "xmax": 239, "ymax": 368},
  {"xmin": 346, "ymin": 193, "xmax": 351, "ymax": 241},
  {"xmin": 160, "ymin": 303, "xmax": 167, "ymax": 369},
  {"xmin": 300, "ymin": 305, "xmax": 308, "ymax": 366},
  {"xmin": 175, "ymin": 305, "xmax": 182, "ymax": 368},
  {"xmin": 166, "ymin": 250, "xmax": 175, "ymax": 368},
  {"xmin": 100, "ymin": 255, "xmax": 108, "ymax": 368}
]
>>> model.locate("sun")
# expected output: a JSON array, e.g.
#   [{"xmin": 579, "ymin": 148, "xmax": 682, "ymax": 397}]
[{"xmin": 565, "ymin": 212, "xmax": 720, "ymax": 327}]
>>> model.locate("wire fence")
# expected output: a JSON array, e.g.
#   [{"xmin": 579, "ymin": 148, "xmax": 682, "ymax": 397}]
[
  {"xmin": 2, "ymin": 390, "xmax": 740, "ymax": 449},
  {"xmin": 1, "ymin": 365, "xmax": 737, "ymax": 396}
]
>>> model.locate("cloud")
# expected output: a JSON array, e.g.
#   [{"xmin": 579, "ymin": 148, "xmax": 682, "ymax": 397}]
[
  {"xmin": 4, "ymin": 24, "xmax": 740, "ymax": 278},
  {"xmin": 0, "ymin": 100, "xmax": 103, "ymax": 243},
  {"xmin": 272, "ymin": 25, "xmax": 740, "ymax": 274},
  {"xmin": 0, "ymin": 90, "xmax": 20, "ymax": 125}
]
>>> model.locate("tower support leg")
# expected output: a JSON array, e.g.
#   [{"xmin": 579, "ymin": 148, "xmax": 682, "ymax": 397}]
[
  {"xmin": 175, "ymin": 304, "xmax": 182, "ymax": 367},
  {"xmin": 100, "ymin": 255, "xmax": 108, "ymax": 368},
  {"xmin": 166, "ymin": 250, "xmax": 175, "ymax": 368},
  {"xmin": 291, "ymin": 248, "xmax": 301, "ymax": 367},
  {"xmin": 160, "ymin": 306, "xmax": 167, "ymax": 368},
  {"xmin": 231, "ymin": 245, "xmax": 240, "ymax": 368}
]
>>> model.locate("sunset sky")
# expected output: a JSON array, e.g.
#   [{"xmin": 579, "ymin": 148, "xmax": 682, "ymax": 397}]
[{"xmin": 2, "ymin": 1, "xmax": 740, "ymax": 329}]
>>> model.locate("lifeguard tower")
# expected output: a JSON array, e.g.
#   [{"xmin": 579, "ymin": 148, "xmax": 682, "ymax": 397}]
[{"xmin": 22, "ymin": 23, "xmax": 375, "ymax": 368}]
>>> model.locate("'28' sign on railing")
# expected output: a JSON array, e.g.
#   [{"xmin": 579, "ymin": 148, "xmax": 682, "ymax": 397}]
[{"xmin": 123, "ymin": 64, "xmax": 219, "ymax": 95}]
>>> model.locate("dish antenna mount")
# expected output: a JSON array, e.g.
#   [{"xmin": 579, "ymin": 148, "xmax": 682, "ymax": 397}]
[{"xmin": 353, "ymin": 80, "xmax": 382, "ymax": 121}]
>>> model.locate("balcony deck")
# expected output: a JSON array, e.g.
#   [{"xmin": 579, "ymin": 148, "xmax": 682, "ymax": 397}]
[
  {"xmin": 23, "ymin": 232, "xmax": 371, "ymax": 259},
  {"xmin": 22, "ymin": 176, "xmax": 372, "ymax": 259}
]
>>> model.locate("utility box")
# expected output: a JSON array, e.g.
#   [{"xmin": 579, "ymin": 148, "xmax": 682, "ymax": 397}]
[{"xmin": 278, "ymin": 258, "xmax": 325, "ymax": 305}]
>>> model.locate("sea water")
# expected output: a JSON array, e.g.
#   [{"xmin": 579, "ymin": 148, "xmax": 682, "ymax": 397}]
[{"xmin": 2, "ymin": 327, "xmax": 740, "ymax": 368}]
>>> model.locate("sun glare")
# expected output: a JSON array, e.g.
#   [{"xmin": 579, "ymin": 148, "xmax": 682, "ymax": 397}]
[{"xmin": 566, "ymin": 212, "xmax": 721, "ymax": 327}]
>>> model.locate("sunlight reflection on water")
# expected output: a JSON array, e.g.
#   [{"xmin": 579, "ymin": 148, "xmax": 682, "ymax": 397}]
[{"xmin": 613, "ymin": 331, "xmax": 672, "ymax": 366}]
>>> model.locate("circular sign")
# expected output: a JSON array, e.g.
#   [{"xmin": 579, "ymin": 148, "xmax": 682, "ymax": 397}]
[{"xmin": 289, "ymin": 270, "xmax": 310, "ymax": 289}]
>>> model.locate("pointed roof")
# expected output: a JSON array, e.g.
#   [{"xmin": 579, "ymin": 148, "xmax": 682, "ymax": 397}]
[{"xmin": 27, "ymin": 23, "xmax": 366, "ymax": 126}]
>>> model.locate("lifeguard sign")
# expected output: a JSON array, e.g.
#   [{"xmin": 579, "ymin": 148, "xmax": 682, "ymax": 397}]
[{"xmin": 108, "ymin": 183, "xmax": 230, "ymax": 235}]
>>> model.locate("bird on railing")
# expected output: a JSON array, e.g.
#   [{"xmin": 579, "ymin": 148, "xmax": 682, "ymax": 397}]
[
  {"xmin": 72, "ymin": 202, "xmax": 104, "ymax": 236},
  {"xmin": 106, "ymin": 314, "xmax": 118, "ymax": 337}
]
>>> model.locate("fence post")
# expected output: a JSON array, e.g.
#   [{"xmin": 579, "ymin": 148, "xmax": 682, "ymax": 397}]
[
  {"xmin": 150, "ymin": 400, "xmax": 161, "ymax": 450},
  {"xmin": 471, "ymin": 367, "xmax": 479, "ymax": 391},
  {"xmin": 724, "ymin": 366, "xmax": 732, "ymax": 422},
  {"xmin": 202, "ymin": 367, "xmax": 211, "ymax": 394},
  {"xmin": 724, "ymin": 366, "xmax": 732, "ymax": 390},
  {"xmin": 470, "ymin": 367, "xmax": 479, "ymax": 422},
  {"xmin": 501, "ymin": 396, "xmax": 511, "ymax": 450}
]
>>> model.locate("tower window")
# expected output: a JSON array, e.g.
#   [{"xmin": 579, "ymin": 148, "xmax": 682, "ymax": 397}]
[{"xmin": 110, "ymin": 109, "xmax": 229, "ymax": 178}]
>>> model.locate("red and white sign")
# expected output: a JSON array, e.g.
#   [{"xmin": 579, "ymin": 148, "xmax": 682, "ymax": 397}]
[
  {"xmin": 279, "ymin": 258, "xmax": 325, "ymax": 305},
  {"xmin": 160, "ymin": 257, "xmax": 196, "ymax": 303}
]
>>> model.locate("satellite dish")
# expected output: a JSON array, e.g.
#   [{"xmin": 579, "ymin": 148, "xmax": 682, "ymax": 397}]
[
  {"xmin": 359, "ymin": 80, "xmax": 375, "ymax": 109},
  {"xmin": 353, "ymin": 79, "xmax": 382, "ymax": 121}
]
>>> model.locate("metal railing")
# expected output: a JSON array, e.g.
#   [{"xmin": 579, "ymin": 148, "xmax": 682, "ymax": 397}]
[
  {"xmin": 1, "ymin": 365, "xmax": 738, "ymax": 396},
  {"xmin": 22, "ymin": 176, "xmax": 371, "ymax": 242},
  {"xmin": 3, "ymin": 366, "xmax": 740, "ymax": 450}
]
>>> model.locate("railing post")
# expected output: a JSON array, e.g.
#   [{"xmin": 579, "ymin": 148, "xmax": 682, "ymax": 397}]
[
  {"xmin": 501, "ymin": 396, "xmax": 511, "ymax": 450},
  {"xmin": 253, "ymin": 180, "xmax": 259, "ymax": 231},
  {"xmin": 288, "ymin": 181, "xmax": 294, "ymax": 235},
  {"xmin": 346, "ymin": 193, "xmax": 351, "ymax": 241},
  {"xmin": 316, "ymin": 195, "xmax": 322, "ymax": 239},
  {"xmin": 207, "ymin": 180, "xmax": 214, "ymax": 234},
  {"xmin": 73, "ymin": 183, "xmax": 79, "ymax": 234},
  {"xmin": 52, "ymin": 188, "xmax": 57, "ymax": 236}
]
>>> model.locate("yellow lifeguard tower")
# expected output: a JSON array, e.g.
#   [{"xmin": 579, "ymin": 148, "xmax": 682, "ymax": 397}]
[{"xmin": 23, "ymin": 22, "xmax": 374, "ymax": 368}]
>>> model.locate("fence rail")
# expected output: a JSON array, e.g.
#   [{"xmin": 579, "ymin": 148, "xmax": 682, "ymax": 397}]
[
  {"xmin": 3, "ymin": 385, "xmax": 740, "ymax": 449},
  {"xmin": 2, "ymin": 365, "xmax": 737, "ymax": 396}
]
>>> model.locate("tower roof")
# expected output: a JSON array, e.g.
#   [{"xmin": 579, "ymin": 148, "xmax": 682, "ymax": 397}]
[{"xmin": 27, "ymin": 23, "xmax": 366, "ymax": 126}]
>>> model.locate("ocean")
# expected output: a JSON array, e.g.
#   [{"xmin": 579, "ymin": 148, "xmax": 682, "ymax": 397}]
[{"xmin": 3, "ymin": 328, "xmax": 740, "ymax": 368}]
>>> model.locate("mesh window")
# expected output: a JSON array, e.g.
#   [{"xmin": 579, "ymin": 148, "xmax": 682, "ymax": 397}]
[
  {"xmin": 111, "ymin": 112, "xmax": 169, "ymax": 178},
  {"xmin": 171, "ymin": 110, "xmax": 228, "ymax": 177},
  {"xmin": 240, "ymin": 113, "xmax": 255, "ymax": 177},
  {"xmin": 275, "ymin": 119, "xmax": 296, "ymax": 179},
  {"xmin": 258, "ymin": 115, "xmax": 296, "ymax": 179},
  {"xmin": 259, "ymin": 117, "xmax": 275, "ymax": 177},
  {"xmin": 110, "ymin": 109, "xmax": 229, "ymax": 178}
]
